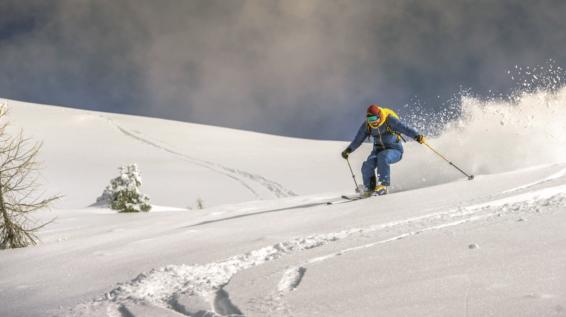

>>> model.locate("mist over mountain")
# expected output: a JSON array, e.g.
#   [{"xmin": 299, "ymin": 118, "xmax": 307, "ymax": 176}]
[{"xmin": 1, "ymin": 0, "xmax": 566, "ymax": 139}]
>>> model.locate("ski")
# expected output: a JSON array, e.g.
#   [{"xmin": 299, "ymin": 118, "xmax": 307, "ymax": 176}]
[
  {"xmin": 340, "ymin": 194, "xmax": 367, "ymax": 201},
  {"xmin": 339, "ymin": 191, "xmax": 386, "ymax": 202},
  {"xmin": 325, "ymin": 193, "xmax": 381, "ymax": 205},
  {"xmin": 322, "ymin": 195, "xmax": 363, "ymax": 205}
]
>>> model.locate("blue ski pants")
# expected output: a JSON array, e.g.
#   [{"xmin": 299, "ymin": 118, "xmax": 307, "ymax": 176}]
[{"xmin": 362, "ymin": 149, "xmax": 402, "ymax": 187}]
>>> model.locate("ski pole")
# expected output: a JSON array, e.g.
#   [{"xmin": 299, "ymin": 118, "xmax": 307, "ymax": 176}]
[
  {"xmin": 345, "ymin": 157, "xmax": 360, "ymax": 190},
  {"xmin": 423, "ymin": 141, "xmax": 475, "ymax": 180}
]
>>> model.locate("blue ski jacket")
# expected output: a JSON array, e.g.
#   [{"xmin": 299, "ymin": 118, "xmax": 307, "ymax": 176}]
[{"xmin": 347, "ymin": 116, "xmax": 420, "ymax": 153}]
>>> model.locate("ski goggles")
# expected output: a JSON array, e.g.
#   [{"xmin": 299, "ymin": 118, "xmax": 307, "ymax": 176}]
[{"xmin": 367, "ymin": 115, "xmax": 380, "ymax": 123}]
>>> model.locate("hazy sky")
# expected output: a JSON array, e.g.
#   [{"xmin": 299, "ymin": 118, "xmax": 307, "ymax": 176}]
[{"xmin": 1, "ymin": 0, "xmax": 565, "ymax": 140}]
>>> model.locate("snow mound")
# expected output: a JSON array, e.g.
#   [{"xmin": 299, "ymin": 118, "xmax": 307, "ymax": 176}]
[{"xmin": 277, "ymin": 266, "xmax": 306, "ymax": 293}]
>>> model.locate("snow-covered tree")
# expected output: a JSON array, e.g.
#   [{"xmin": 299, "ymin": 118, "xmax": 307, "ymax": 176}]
[
  {"xmin": 97, "ymin": 164, "xmax": 151, "ymax": 213},
  {"xmin": 0, "ymin": 103, "xmax": 59, "ymax": 249}
]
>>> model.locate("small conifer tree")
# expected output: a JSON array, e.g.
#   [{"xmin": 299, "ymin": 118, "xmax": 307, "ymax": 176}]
[{"xmin": 97, "ymin": 164, "xmax": 151, "ymax": 213}]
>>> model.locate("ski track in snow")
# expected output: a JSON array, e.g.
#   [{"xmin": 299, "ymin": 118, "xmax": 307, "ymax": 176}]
[
  {"xmin": 280, "ymin": 184, "xmax": 566, "ymax": 289},
  {"xmin": 100, "ymin": 115, "xmax": 296, "ymax": 199},
  {"xmin": 502, "ymin": 167, "xmax": 566, "ymax": 194},
  {"xmin": 65, "ymin": 185, "xmax": 566, "ymax": 317}
]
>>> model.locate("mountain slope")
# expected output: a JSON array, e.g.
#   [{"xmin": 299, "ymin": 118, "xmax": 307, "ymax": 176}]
[
  {"xmin": 0, "ymin": 94, "xmax": 565, "ymax": 317},
  {"xmin": 5, "ymin": 99, "xmax": 349, "ymax": 208}
]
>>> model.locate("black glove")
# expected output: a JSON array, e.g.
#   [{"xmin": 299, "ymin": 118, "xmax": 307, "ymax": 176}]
[
  {"xmin": 341, "ymin": 148, "xmax": 352, "ymax": 159},
  {"xmin": 415, "ymin": 135, "xmax": 425, "ymax": 144}
]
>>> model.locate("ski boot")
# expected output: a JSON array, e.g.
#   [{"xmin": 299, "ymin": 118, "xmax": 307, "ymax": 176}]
[{"xmin": 374, "ymin": 184, "xmax": 388, "ymax": 196}]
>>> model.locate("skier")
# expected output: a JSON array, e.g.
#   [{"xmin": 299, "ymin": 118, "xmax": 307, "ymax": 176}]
[{"xmin": 341, "ymin": 104, "xmax": 425, "ymax": 196}]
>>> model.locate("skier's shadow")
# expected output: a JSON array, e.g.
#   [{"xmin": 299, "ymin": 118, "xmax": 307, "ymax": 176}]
[{"xmin": 182, "ymin": 201, "xmax": 332, "ymax": 229}]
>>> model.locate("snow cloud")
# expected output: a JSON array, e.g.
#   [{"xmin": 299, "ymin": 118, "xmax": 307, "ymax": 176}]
[{"xmin": 1, "ymin": 0, "xmax": 566, "ymax": 139}]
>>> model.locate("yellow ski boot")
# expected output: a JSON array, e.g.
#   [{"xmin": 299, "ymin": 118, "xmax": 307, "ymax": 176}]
[{"xmin": 374, "ymin": 184, "xmax": 388, "ymax": 196}]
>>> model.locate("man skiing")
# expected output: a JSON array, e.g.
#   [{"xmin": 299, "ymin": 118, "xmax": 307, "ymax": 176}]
[{"xmin": 341, "ymin": 104, "xmax": 425, "ymax": 196}]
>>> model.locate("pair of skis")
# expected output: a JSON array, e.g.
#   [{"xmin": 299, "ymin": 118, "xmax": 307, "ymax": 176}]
[
  {"xmin": 340, "ymin": 183, "xmax": 385, "ymax": 201},
  {"xmin": 327, "ymin": 193, "xmax": 377, "ymax": 204}
]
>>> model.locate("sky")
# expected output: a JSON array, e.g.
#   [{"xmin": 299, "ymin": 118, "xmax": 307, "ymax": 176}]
[{"xmin": 1, "ymin": 0, "xmax": 565, "ymax": 140}]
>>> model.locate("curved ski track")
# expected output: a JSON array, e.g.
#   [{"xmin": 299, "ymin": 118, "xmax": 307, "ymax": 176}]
[{"xmin": 100, "ymin": 115, "xmax": 297, "ymax": 200}]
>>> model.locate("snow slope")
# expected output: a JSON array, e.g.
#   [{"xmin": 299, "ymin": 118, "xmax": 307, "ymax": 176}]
[{"xmin": 0, "ymin": 87, "xmax": 566, "ymax": 317}]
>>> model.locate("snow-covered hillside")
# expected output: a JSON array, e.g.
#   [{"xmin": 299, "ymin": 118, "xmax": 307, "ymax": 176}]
[{"xmin": 1, "ymin": 89, "xmax": 565, "ymax": 317}]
